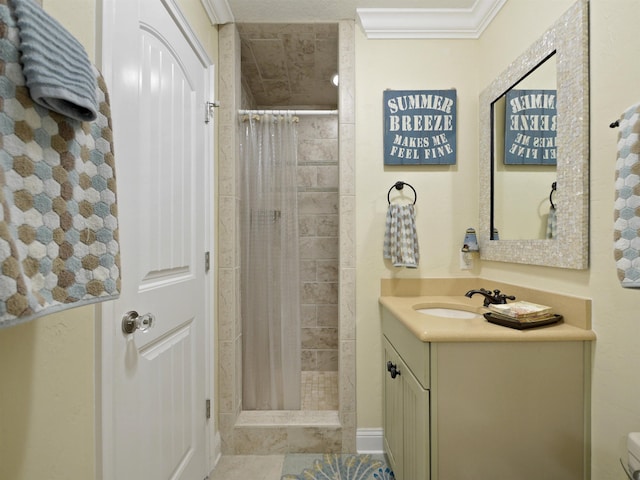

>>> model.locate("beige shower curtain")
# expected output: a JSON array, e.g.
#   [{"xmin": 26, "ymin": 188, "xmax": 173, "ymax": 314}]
[{"xmin": 239, "ymin": 113, "xmax": 301, "ymax": 410}]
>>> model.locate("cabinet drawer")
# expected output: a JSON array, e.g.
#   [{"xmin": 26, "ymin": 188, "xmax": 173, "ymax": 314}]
[{"xmin": 382, "ymin": 307, "xmax": 430, "ymax": 388}]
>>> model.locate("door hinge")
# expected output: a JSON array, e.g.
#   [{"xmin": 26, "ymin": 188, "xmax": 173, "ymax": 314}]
[
  {"xmin": 204, "ymin": 251, "xmax": 210, "ymax": 273},
  {"xmin": 204, "ymin": 101, "xmax": 219, "ymax": 124},
  {"xmin": 206, "ymin": 399, "xmax": 211, "ymax": 419}
]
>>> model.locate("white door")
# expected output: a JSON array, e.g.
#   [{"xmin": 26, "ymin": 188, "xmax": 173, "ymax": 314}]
[{"xmin": 99, "ymin": 0, "xmax": 212, "ymax": 479}]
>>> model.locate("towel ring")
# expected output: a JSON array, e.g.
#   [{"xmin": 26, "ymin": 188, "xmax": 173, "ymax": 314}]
[
  {"xmin": 387, "ymin": 181, "xmax": 417, "ymax": 205},
  {"xmin": 549, "ymin": 181, "xmax": 557, "ymax": 209}
]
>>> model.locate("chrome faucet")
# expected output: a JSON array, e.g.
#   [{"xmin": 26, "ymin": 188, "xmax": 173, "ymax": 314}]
[{"xmin": 465, "ymin": 288, "xmax": 515, "ymax": 307}]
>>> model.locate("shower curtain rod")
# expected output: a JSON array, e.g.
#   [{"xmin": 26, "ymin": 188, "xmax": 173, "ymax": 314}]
[{"xmin": 238, "ymin": 109, "xmax": 338, "ymax": 116}]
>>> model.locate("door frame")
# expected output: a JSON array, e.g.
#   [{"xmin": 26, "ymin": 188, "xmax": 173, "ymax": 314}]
[{"xmin": 95, "ymin": 0, "xmax": 216, "ymax": 477}]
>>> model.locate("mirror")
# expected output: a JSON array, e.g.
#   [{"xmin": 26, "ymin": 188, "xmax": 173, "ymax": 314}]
[
  {"xmin": 493, "ymin": 56, "xmax": 557, "ymax": 240},
  {"xmin": 479, "ymin": 0, "xmax": 589, "ymax": 269}
]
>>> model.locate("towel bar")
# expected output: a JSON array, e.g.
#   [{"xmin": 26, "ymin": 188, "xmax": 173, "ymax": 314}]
[
  {"xmin": 549, "ymin": 181, "xmax": 557, "ymax": 208},
  {"xmin": 387, "ymin": 181, "xmax": 417, "ymax": 205}
]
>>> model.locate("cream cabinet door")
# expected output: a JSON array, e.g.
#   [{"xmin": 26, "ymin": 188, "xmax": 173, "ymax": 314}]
[
  {"xmin": 384, "ymin": 338, "xmax": 404, "ymax": 478},
  {"xmin": 383, "ymin": 337, "xmax": 430, "ymax": 480}
]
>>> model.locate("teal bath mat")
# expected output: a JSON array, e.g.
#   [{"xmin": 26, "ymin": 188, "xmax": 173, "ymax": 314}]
[{"xmin": 281, "ymin": 454, "xmax": 394, "ymax": 480}]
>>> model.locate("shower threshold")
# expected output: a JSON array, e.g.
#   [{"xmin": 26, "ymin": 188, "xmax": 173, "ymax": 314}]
[
  {"xmin": 232, "ymin": 410, "xmax": 343, "ymax": 454},
  {"xmin": 236, "ymin": 409, "xmax": 340, "ymax": 427}
]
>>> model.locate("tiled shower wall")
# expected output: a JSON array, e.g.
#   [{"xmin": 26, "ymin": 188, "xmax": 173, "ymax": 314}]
[
  {"xmin": 298, "ymin": 116, "xmax": 339, "ymax": 372},
  {"xmin": 217, "ymin": 21, "xmax": 356, "ymax": 454}
]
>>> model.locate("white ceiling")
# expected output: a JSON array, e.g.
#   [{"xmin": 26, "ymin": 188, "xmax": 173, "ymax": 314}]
[
  {"xmin": 223, "ymin": 0, "xmax": 479, "ymax": 23},
  {"xmin": 213, "ymin": 0, "xmax": 506, "ymax": 39},
  {"xmin": 210, "ymin": 0, "xmax": 506, "ymax": 108}
]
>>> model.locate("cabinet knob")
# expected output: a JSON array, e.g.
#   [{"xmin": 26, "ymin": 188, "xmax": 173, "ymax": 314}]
[{"xmin": 386, "ymin": 360, "xmax": 401, "ymax": 379}]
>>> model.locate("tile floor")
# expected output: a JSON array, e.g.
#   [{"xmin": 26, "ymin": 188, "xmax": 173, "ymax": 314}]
[
  {"xmin": 209, "ymin": 454, "xmax": 392, "ymax": 480},
  {"xmin": 209, "ymin": 455, "xmax": 286, "ymax": 480}
]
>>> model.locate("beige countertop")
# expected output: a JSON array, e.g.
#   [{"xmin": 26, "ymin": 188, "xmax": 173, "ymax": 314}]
[{"xmin": 380, "ymin": 295, "xmax": 597, "ymax": 343}]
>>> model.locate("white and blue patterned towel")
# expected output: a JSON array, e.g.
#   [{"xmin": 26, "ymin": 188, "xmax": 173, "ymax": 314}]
[
  {"xmin": 614, "ymin": 102, "xmax": 640, "ymax": 287},
  {"xmin": 12, "ymin": 0, "xmax": 97, "ymax": 121},
  {"xmin": 383, "ymin": 204, "xmax": 419, "ymax": 268},
  {"xmin": 0, "ymin": 0, "xmax": 120, "ymax": 328}
]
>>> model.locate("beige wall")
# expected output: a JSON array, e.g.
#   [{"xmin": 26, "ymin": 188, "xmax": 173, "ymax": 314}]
[
  {"xmin": 355, "ymin": 32, "xmax": 481, "ymax": 428},
  {"xmin": 0, "ymin": 309, "xmax": 96, "ymax": 480},
  {"xmin": 356, "ymin": 0, "xmax": 640, "ymax": 478},
  {"xmin": 0, "ymin": 1, "xmax": 218, "ymax": 479}
]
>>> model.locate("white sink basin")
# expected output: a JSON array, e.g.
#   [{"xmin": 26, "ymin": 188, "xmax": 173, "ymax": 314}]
[{"xmin": 415, "ymin": 307, "xmax": 479, "ymax": 319}]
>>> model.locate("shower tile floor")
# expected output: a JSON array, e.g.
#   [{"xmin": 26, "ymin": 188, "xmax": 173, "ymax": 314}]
[{"xmin": 301, "ymin": 370, "xmax": 338, "ymax": 410}]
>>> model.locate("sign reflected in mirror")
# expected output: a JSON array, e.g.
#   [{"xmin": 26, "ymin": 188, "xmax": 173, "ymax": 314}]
[
  {"xmin": 479, "ymin": 0, "xmax": 589, "ymax": 269},
  {"xmin": 504, "ymin": 88, "xmax": 557, "ymax": 165},
  {"xmin": 492, "ymin": 54, "xmax": 558, "ymax": 241}
]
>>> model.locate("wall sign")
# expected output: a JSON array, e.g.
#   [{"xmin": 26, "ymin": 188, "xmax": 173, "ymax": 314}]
[
  {"xmin": 504, "ymin": 89, "xmax": 557, "ymax": 165},
  {"xmin": 383, "ymin": 89, "xmax": 457, "ymax": 165}
]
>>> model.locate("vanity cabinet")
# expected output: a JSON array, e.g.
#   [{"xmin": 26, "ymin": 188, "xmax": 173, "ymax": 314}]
[
  {"xmin": 382, "ymin": 307, "xmax": 590, "ymax": 480},
  {"xmin": 383, "ymin": 337, "xmax": 430, "ymax": 480}
]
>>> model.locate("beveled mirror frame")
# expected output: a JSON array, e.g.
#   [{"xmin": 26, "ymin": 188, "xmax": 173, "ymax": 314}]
[{"xmin": 479, "ymin": 0, "xmax": 589, "ymax": 269}]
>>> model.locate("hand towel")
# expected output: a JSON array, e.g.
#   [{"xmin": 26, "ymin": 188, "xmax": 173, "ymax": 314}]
[
  {"xmin": 546, "ymin": 205, "xmax": 557, "ymax": 239},
  {"xmin": 383, "ymin": 204, "xmax": 419, "ymax": 268},
  {"xmin": 11, "ymin": 0, "xmax": 98, "ymax": 121},
  {"xmin": 0, "ymin": 0, "xmax": 120, "ymax": 328},
  {"xmin": 614, "ymin": 102, "xmax": 640, "ymax": 287}
]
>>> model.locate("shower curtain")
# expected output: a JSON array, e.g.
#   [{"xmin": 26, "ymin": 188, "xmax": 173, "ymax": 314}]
[{"xmin": 239, "ymin": 113, "xmax": 301, "ymax": 410}]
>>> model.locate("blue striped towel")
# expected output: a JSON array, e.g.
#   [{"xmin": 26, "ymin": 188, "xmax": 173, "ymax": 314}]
[
  {"xmin": 11, "ymin": 0, "xmax": 97, "ymax": 121},
  {"xmin": 383, "ymin": 204, "xmax": 420, "ymax": 268}
]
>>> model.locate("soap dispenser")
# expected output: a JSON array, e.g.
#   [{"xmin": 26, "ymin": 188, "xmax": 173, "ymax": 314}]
[{"xmin": 460, "ymin": 227, "xmax": 478, "ymax": 270}]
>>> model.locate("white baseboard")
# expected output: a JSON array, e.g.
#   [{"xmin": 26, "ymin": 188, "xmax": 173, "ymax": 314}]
[
  {"xmin": 356, "ymin": 428, "xmax": 384, "ymax": 454},
  {"xmin": 210, "ymin": 430, "xmax": 222, "ymax": 472}
]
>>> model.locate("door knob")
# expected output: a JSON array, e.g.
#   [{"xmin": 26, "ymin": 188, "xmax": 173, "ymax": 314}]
[
  {"xmin": 121, "ymin": 311, "xmax": 155, "ymax": 334},
  {"xmin": 386, "ymin": 361, "xmax": 401, "ymax": 379}
]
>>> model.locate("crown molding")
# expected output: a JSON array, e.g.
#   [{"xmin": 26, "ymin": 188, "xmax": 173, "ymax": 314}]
[
  {"xmin": 201, "ymin": 0, "xmax": 234, "ymax": 25},
  {"xmin": 357, "ymin": 0, "xmax": 506, "ymax": 39}
]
